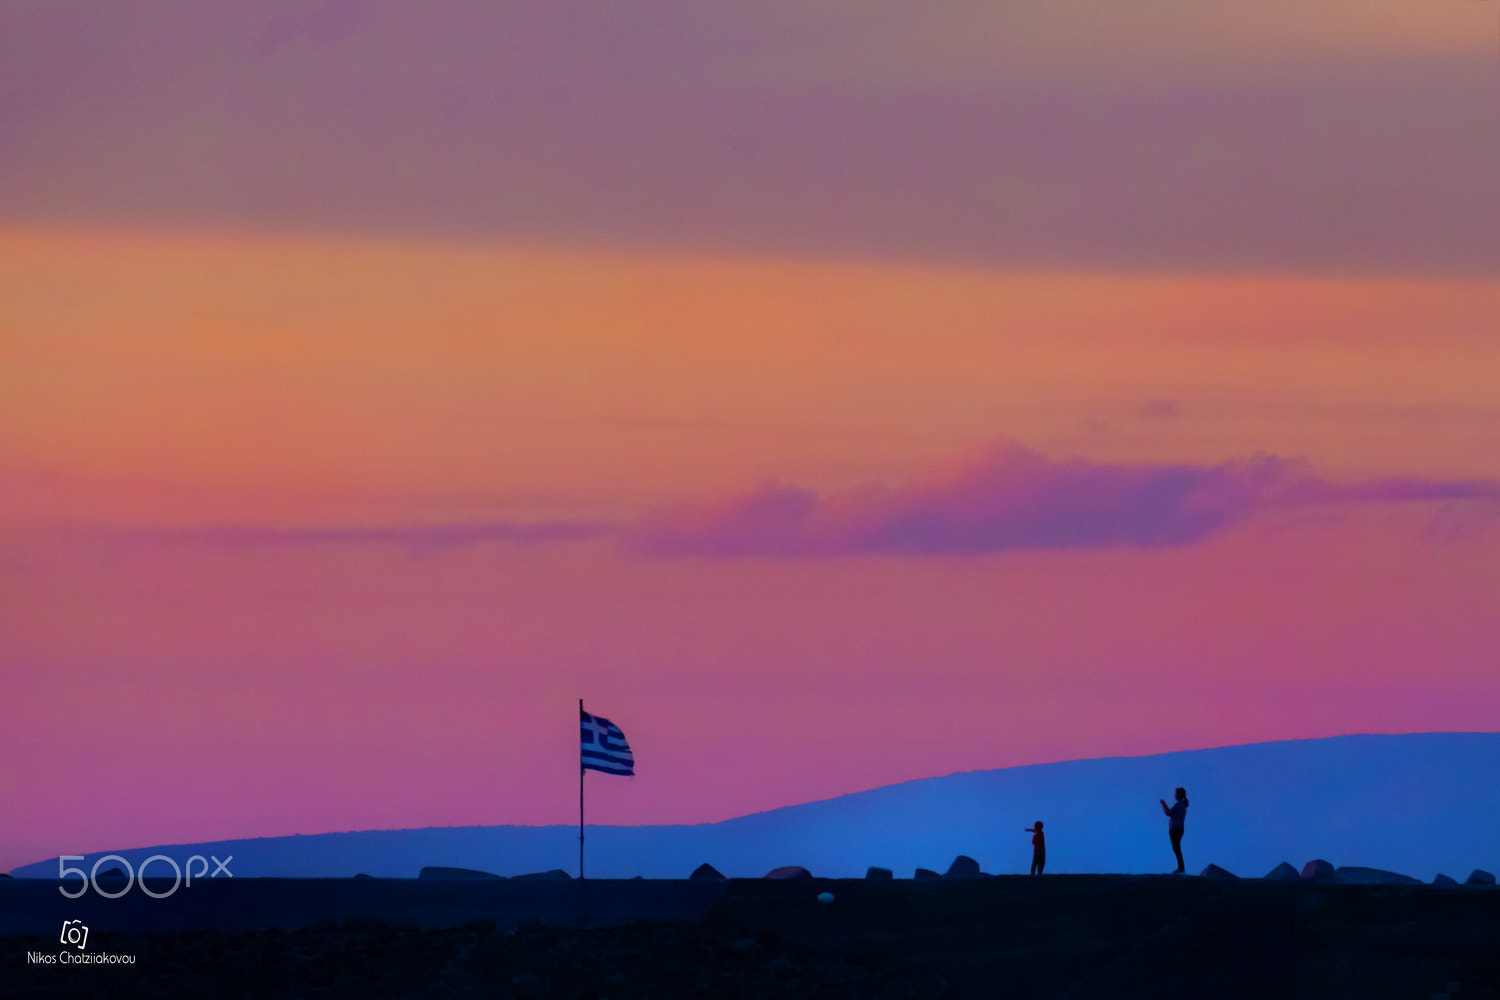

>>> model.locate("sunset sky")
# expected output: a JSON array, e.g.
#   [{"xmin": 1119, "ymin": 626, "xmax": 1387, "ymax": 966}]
[{"xmin": 2, "ymin": 2, "xmax": 1498, "ymax": 873}]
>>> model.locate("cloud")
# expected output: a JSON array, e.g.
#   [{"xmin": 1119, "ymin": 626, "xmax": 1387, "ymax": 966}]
[
  {"xmin": 1137, "ymin": 399, "xmax": 1178, "ymax": 421},
  {"xmin": 629, "ymin": 442, "xmax": 1500, "ymax": 557},
  {"xmin": 2, "ymin": 3, "xmax": 1497, "ymax": 275},
  {"xmin": 114, "ymin": 520, "xmax": 617, "ymax": 552},
  {"xmin": 80, "ymin": 444, "xmax": 1500, "ymax": 560},
  {"xmin": 1284, "ymin": 476, "xmax": 1500, "ymax": 506}
]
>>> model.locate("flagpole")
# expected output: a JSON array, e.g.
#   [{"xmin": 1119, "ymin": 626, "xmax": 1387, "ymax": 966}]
[{"xmin": 578, "ymin": 699, "xmax": 586, "ymax": 882}]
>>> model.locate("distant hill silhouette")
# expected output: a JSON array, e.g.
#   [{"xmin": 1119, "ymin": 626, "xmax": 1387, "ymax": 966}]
[{"xmin": 12, "ymin": 733, "xmax": 1497, "ymax": 881}]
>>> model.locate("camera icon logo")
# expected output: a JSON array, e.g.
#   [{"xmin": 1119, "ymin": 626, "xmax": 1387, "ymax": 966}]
[{"xmin": 59, "ymin": 919, "xmax": 89, "ymax": 950}]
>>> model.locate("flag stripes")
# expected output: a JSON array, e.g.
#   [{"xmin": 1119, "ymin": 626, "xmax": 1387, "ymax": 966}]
[{"xmin": 580, "ymin": 709, "xmax": 634, "ymax": 776}]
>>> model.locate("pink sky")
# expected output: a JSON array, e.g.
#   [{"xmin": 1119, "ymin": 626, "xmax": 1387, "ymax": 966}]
[{"xmin": 2, "ymin": 4, "xmax": 1499, "ymax": 872}]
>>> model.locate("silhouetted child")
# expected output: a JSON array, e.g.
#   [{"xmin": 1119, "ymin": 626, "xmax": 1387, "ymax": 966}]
[{"xmin": 1026, "ymin": 821, "xmax": 1045, "ymax": 874}]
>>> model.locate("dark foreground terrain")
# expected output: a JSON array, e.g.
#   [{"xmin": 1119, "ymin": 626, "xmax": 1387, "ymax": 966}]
[{"xmin": 4, "ymin": 875, "xmax": 1497, "ymax": 999}]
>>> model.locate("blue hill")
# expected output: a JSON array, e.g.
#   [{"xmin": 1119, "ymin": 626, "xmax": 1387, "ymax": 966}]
[{"xmin": 12, "ymin": 733, "xmax": 1497, "ymax": 881}]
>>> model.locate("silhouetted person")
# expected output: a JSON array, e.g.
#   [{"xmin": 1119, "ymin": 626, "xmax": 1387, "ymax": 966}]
[
  {"xmin": 1159, "ymin": 787, "xmax": 1189, "ymax": 873},
  {"xmin": 1026, "ymin": 821, "xmax": 1046, "ymax": 874}
]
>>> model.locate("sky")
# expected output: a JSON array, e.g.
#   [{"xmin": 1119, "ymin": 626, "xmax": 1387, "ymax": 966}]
[{"xmin": 2, "ymin": 2, "xmax": 1498, "ymax": 874}]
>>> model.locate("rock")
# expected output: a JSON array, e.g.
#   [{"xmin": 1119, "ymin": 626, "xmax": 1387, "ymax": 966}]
[
  {"xmin": 353, "ymin": 873, "xmax": 374, "ymax": 879},
  {"xmin": 0, "ymin": 873, "xmax": 11, "ymax": 878},
  {"xmin": 1335, "ymin": 866, "xmax": 1421, "ymax": 886},
  {"xmin": 1433, "ymin": 874, "xmax": 1461, "ymax": 888},
  {"xmin": 913, "ymin": 868, "xmax": 941, "ymax": 881},
  {"xmin": 1301, "ymin": 859, "xmax": 1336, "ymax": 881},
  {"xmin": 1264, "ymin": 862, "xmax": 1301, "ymax": 882},
  {"xmin": 764, "ymin": 866, "xmax": 812, "ymax": 880},
  {"xmin": 1199, "ymin": 864, "xmax": 1238, "ymax": 880},
  {"xmin": 943, "ymin": 855, "xmax": 981, "ymax": 880},
  {"xmin": 96, "ymin": 866, "xmax": 128, "ymax": 881},
  {"xmin": 1465, "ymin": 869, "xmax": 1495, "ymax": 886},
  {"xmin": 865, "ymin": 866, "xmax": 893, "ymax": 881},
  {"xmin": 512, "ymin": 869, "xmax": 571, "ymax": 881},
  {"xmin": 418, "ymin": 866, "xmax": 503, "ymax": 880},
  {"xmin": 689, "ymin": 863, "xmax": 726, "ymax": 880}
]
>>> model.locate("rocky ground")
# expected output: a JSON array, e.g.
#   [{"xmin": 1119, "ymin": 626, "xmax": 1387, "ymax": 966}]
[{"xmin": 4, "ymin": 875, "xmax": 1498, "ymax": 999}]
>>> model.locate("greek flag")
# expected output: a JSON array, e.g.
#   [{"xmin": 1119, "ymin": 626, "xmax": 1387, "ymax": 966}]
[{"xmin": 580, "ymin": 709, "xmax": 634, "ymax": 776}]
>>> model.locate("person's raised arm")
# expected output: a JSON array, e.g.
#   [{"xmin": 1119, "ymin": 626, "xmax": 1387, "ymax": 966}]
[{"xmin": 1159, "ymin": 799, "xmax": 1169, "ymax": 815}]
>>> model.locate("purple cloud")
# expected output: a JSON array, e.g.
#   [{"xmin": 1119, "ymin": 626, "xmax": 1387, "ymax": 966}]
[
  {"xmin": 86, "ymin": 445, "xmax": 1500, "ymax": 559},
  {"xmin": 630, "ymin": 443, "xmax": 1500, "ymax": 557}
]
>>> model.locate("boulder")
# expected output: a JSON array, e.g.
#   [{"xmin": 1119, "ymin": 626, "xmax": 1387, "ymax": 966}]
[
  {"xmin": 943, "ymin": 855, "xmax": 981, "ymax": 880},
  {"xmin": 1263, "ymin": 862, "xmax": 1301, "ymax": 882},
  {"xmin": 1433, "ymin": 874, "xmax": 1461, "ymax": 888},
  {"xmin": 690, "ymin": 863, "xmax": 726, "ymax": 880},
  {"xmin": 353, "ymin": 873, "xmax": 374, "ymax": 879},
  {"xmin": 418, "ymin": 866, "xmax": 503, "ymax": 880},
  {"xmin": 512, "ymin": 869, "xmax": 571, "ymax": 881},
  {"xmin": 1300, "ymin": 860, "xmax": 1336, "ymax": 881},
  {"xmin": 96, "ymin": 866, "xmax": 128, "ymax": 881},
  {"xmin": 1465, "ymin": 869, "xmax": 1495, "ymax": 886},
  {"xmin": 913, "ymin": 868, "xmax": 941, "ymax": 882},
  {"xmin": 1334, "ymin": 867, "xmax": 1421, "ymax": 886},
  {"xmin": 764, "ymin": 866, "xmax": 812, "ymax": 880},
  {"xmin": 865, "ymin": 866, "xmax": 893, "ymax": 881},
  {"xmin": 1199, "ymin": 864, "xmax": 1238, "ymax": 880}
]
